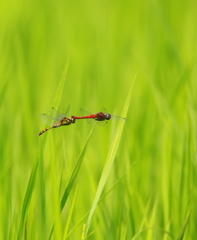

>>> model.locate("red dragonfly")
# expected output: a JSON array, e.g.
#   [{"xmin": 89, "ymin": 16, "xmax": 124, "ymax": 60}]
[
  {"xmin": 71, "ymin": 109, "xmax": 125, "ymax": 122},
  {"xmin": 38, "ymin": 106, "xmax": 75, "ymax": 136}
]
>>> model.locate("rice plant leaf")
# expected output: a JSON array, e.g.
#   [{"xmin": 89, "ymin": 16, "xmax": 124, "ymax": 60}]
[
  {"xmin": 52, "ymin": 54, "xmax": 70, "ymax": 110},
  {"xmin": 176, "ymin": 207, "xmax": 193, "ymax": 240},
  {"xmin": 63, "ymin": 185, "xmax": 78, "ymax": 240},
  {"xmin": 84, "ymin": 75, "xmax": 136, "ymax": 236},
  {"xmin": 138, "ymin": 197, "xmax": 152, "ymax": 230},
  {"xmin": 38, "ymin": 56, "xmax": 70, "ymax": 135},
  {"xmin": 17, "ymin": 158, "xmax": 38, "ymax": 240},
  {"xmin": 60, "ymin": 123, "xmax": 95, "ymax": 211},
  {"xmin": 0, "ymin": 79, "xmax": 9, "ymax": 103},
  {"xmin": 36, "ymin": 140, "xmax": 47, "ymax": 239},
  {"xmin": 132, "ymin": 227, "xmax": 174, "ymax": 240},
  {"xmin": 66, "ymin": 172, "xmax": 127, "ymax": 238},
  {"xmin": 48, "ymin": 123, "xmax": 95, "ymax": 240}
]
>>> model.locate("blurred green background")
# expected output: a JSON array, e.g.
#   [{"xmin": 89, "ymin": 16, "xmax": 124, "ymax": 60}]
[{"xmin": 0, "ymin": 0, "xmax": 197, "ymax": 239}]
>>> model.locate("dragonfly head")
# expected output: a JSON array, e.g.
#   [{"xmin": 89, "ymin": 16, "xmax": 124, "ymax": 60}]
[{"xmin": 105, "ymin": 114, "xmax": 111, "ymax": 120}]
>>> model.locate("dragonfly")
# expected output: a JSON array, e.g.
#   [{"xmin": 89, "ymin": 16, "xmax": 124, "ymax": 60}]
[
  {"xmin": 38, "ymin": 106, "xmax": 75, "ymax": 136},
  {"xmin": 71, "ymin": 109, "xmax": 125, "ymax": 122}
]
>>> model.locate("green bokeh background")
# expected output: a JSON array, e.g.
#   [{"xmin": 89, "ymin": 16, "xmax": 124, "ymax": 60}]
[{"xmin": 1, "ymin": 0, "xmax": 197, "ymax": 239}]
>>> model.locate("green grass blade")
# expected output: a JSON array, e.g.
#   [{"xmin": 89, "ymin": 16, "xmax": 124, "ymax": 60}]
[
  {"xmin": 50, "ymin": 147, "xmax": 63, "ymax": 240},
  {"xmin": 138, "ymin": 197, "xmax": 152, "ymax": 231},
  {"xmin": 17, "ymin": 158, "xmax": 38, "ymax": 240},
  {"xmin": 52, "ymin": 55, "xmax": 70, "ymax": 109},
  {"xmin": 0, "ymin": 79, "xmax": 9, "ymax": 103},
  {"xmin": 48, "ymin": 123, "xmax": 95, "ymax": 240},
  {"xmin": 63, "ymin": 185, "xmax": 78, "ymax": 240},
  {"xmin": 36, "ymin": 140, "xmax": 47, "ymax": 239},
  {"xmin": 176, "ymin": 207, "xmax": 193, "ymax": 240},
  {"xmin": 38, "ymin": 56, "xmax": 70, "ymax": 138},
  {"xmin": 40, "ymin": 59, "xmax": 72, "ymax": 239},
  {"xmin": 66, "ymin": 173, "xmax": 127, "ymax": 238},
  {"xmin": 84, "ymin": 75, "xmax": 136, "ymax": 236},
  {"xmin": 60, "ymin": 123, "xmax": 95, "ymax": 211},
  {"xmin": 131, "ymin": 227, "xmax": 174, "ymax": 240}
]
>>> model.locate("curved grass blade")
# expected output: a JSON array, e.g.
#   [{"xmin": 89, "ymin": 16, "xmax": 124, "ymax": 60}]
[
  {"xmin": 131, "ymin": 207, "xmax": 193, "ymax": 240},
  {"xmin": 63, "ymin": 185, "xmax": 78, "ymax": 240},
  {"xmin": 60, "ymin": 124, "xmax": 95, "ymax": 210},
  {"xmin": 176, "ymin": 207, "xmax": 193, "ymax": 240},
  {"xmin": 84, "ymin": 74, "xmax": 136, "ymax": 236},
  {"xmin": 36, "ymin": 140, "xmax": 47, "ymax": 239},
  {"xmin": 65, "ymin": 173, "xmax": 127, "ymax": 238},
  {"xmin": 39, "ymin": 55, "xmax": 70, "ymax": 134},
  {"xmin": 52, "ymin": 54, "xmax": 70, "ymax": 110},
  {"xmin": 0, "ymin": 79, "xmax": 9, "ymax": 105},
  {"xmin": 48, "ymin": 123, "xmax": 96, "ymax": 240},
  {"xmin": 131, "ymin": 227, "xmax": 174, "ymax": 240},
  {"xmin": 17, "ymin": 158, "xmax": 38, "ymax": 240}
]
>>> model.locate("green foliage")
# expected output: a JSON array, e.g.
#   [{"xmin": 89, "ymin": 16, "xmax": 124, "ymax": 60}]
[{"xmin": 0, "ymin": 0, "xmax": 197, "ymax": 239}]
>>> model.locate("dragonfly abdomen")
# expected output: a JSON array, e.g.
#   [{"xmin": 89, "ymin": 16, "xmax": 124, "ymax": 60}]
[
  {"xmin": 38, "ymin": 117, "xmax": 75, "ymax": 136},
  {"xmin": 38, "ymin": 127, "xmax": 51, "ymax": 136}
]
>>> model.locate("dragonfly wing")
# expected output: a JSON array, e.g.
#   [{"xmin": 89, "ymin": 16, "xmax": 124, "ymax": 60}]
[
  {"xmin": 111, "ymin": 115, "xmax": 126, "ymax": 120},
  {"xmin": 78, "ymin": 108, "xmax": 94, "ymax": 124},
  {"xmin": 64, "ymin": 105, "xmax": 70, "ymax": 116},
  {"xmin": 80, "ymin": 108, "xmax": 93, "ymax": 115},
  {"xmin": 40, "ymin": 113, "xmax": 56, "ymax": 126},
  {"xmin": 51, "ymin": 105, "xmax": 70, "ymax": 123},
  {"xmin": 53, "ymin": 113, "xmax": 66, "ymax": 123},
  {"xmin": 40, "ymin": 106, "xmax": 70, "ymax": 125}
]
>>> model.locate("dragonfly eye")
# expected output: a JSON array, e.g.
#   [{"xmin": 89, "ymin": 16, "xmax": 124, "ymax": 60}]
[{"xmin": 106, "ymin": 114, "xmax": 111, "ymax": 120}]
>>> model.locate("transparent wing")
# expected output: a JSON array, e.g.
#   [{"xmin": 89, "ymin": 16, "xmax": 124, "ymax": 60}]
[
  {"xmin": 110, "ymin": 115, "xmax": 125, "ymax": 121},
  {"xmin": 40, "ymin": 113, "xmax": 56, "ymax": 126},
  {"xmin": 40, "ymin": 106, "xmax": 70, "ymax": 125},
  {"xmin": 80, "ymin": 108, "xmax": 94, "ymax": 115}
]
